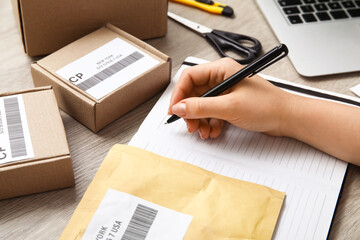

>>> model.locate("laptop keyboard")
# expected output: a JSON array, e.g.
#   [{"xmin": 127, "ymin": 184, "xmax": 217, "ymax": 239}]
[{"xmin": 277, "ymin": 0, "xmax": 360, "ymax": 24}]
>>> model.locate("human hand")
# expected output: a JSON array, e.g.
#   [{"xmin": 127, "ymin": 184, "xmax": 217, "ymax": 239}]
[{"xmin": 168, "ymin": 58, "xmax": 292, "ymax": 139}]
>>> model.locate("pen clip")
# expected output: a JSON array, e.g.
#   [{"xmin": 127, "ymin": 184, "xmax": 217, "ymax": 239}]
[{"xmin": 249, "ymin": 44, "xmax": 289, "ymax": 77}]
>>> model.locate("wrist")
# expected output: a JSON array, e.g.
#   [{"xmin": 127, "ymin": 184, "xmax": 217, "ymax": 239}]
[{"xmin": 277, "ymin": 91, "xmax": 299, "ymax": 138}]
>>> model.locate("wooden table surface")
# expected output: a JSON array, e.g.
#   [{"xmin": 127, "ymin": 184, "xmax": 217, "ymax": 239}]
[{"xmin": 1, "ymin": 0, "xmax": 359, "ymax": 239}]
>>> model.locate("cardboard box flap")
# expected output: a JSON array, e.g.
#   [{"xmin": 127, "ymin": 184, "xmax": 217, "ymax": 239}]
[
  {"xmin": 23, "ymin": 89, "xmax": 70, "ymax": 159},
  {"xmin": 0, "ymin": 87, "xmax": 70, "ymax": 165},
  {"xmin": 106, "ymin": 23, "xmax": 170, "ymax": 62},
  {"xmin": 0, "ymin": 86, "xmax": 52, "ymax": 98},
  {"xmin": 0, "ymin": 88, "xmax": 71, "ymax": 166}
]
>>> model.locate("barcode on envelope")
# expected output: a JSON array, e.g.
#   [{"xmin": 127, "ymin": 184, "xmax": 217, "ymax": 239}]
[
  {"xmin": 4, "ymin": 96, "xmax": 27, "ymax": 158},
  {"xmin": 77, "ymin": 51, "xmax": 144, "ymax": 92},
  {"xmin": 121, "ymin": 204, "xmax": 158, "ymax": 240}
]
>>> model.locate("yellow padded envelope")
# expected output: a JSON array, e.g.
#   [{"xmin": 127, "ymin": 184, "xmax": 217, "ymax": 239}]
[{"xmin": 60, "ymin": 145, "xmax": 285, "ymax": 240}]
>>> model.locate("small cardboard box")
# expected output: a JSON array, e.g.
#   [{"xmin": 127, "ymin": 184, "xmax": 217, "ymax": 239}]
[
  {"xmin": 31, "ymin": 24, "xmax": 171, "ymax": 133},
  {"xmin": 11, "ymin": 0, "xmax": 168, "ymax": 56},
  {"xmin": 0, "ymin": 87, "xmax": 74, "ymax": 200}
]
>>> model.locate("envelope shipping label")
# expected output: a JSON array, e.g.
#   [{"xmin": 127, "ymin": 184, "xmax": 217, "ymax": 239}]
[{"xmin": 81, "ymin": 189, "xmax": 193, "ymax": 240}]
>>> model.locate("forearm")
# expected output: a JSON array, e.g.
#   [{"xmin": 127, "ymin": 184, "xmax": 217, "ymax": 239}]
[{"xmin": 282, "ymin": 93, "xmax": 360, "ymax": 165}]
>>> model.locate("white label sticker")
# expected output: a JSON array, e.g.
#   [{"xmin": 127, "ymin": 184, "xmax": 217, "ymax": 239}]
[
  {"xmin": 0, "ymin": 95, "xmax": 34, "ymax": 164},
  {"xmin": 56, "ymin": 38, "xmax": 160, "ymax": 100},
  {"xmin": 81, "ymin": 189, "xmax": 193, "ymax": 240}
]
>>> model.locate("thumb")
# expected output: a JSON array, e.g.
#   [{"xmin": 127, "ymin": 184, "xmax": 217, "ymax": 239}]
[{"xmin": 172, "ymin": 96, "xmax": 230, "ymax": 120}]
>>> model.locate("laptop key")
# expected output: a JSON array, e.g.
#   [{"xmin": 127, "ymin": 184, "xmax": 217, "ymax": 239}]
[
  {"xmin": 278, "ymin": 0, "xmax": 302, "ymax": 6},
  {"xmin": 328, "ymin": 2, "xmax": 342, "ymax": 9},
  {"xmin": 318, "ymin": 0, "xmax": 330, "ymax": 2},
  {"xmin": 288, "ymin": 15, "xmax": 303, "ymax": 23},
  {"xmin": 348, "ymin": 8, "xmax": 360, "ymax": 17},
  {"xmin": 314, "ymin": 4, "xmax": 328, "ymax": 11},
  {"xmin": 303, "ymin": 0, "xmax": 316, "ymax": 3},
  {"xmin": 302, "ymin": 13, "xmax": 318, "ymax": 22},
  {"xmin": 330, "ymin": 10, "xmax": 349, "ymax": 18},
  {"xmin": 301, "ymin": 5, "xmax": 315, "ymax": 12},
  {"xmin": 356, "ymin": 1, "xmax": 360, "ymax": 7},
  {"xmin": 283, "ymin": 7, "xmax": 301, "ymax": 14},
  {"xmin": 316, "ymin": 11, "xmax": 332, "ymax": 20},
  {"xmin": 342, "ymin": 1, "xmax": 356, "ymax": 8}
]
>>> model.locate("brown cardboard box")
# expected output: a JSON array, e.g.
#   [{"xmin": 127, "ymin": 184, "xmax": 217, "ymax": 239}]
[
  {"xmin": 31, "ymin": 24, "xmax": 171, "ymax": 133},
  {"xmin": 11, "ymin": 0, "xmax": 168, "ymax": 56},
  {"xmin": 0, "ymin": 87, "xmax": 74, "ymax": 200}
]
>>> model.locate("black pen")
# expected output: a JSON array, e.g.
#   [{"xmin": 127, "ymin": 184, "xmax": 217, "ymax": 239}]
[{"xmin": 165, "ymin": 44, "xmax": 289, "ymax": 124}]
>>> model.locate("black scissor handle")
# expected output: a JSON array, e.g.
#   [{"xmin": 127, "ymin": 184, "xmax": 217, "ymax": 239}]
[
  {"xmin": 213, "ymin": 30, "xmax": 262, "ymax": 53},
  {"xmin": 205, "ymin": 29, "xmax": 262, "ymax": 64}
]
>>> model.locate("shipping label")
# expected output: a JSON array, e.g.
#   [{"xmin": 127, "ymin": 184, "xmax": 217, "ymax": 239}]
[
  {"xmin": 56, "ymin": 38, "xmax": 160, "ymax": 100},
  {"xmin": 0, "ymin": 95, "xmax": 34, "ymax": 164},
  {"xmin": 81, "ymin": 189, "xmax": 193, "ymax": 240}
]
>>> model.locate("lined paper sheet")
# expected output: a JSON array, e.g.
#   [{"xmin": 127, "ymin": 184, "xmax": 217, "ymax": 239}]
[{"xmin": 129, "ymin": 57, "xmax": 348, "ymax": 240}]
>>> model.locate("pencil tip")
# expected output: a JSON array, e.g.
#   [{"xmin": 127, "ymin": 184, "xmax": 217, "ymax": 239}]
[{"xmin": 164, "ymin": 122, "xmax": 168, "ymax": 125}]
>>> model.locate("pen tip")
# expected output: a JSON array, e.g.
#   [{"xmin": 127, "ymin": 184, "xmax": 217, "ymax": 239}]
[{"xmin": 164, "ymin": 122, "xmax": 168, "ymax": 125}]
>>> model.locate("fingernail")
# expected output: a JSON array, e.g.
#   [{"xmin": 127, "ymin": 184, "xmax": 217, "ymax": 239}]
[{"xmin": 172, "ymin": 103, "xmax": 186, "ymax": 116}]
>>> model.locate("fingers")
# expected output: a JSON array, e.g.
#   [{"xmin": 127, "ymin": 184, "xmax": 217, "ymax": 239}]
[
  {"xmin": 168, "ymin": 58, "xmax": 241, "ymax": 114},
  {"xmin": 209, "ymin": 119, "xmax": 223, "ymax": 139},
  {"xmin": 172, "ymin": 95, "xmax": 232, "ymax": 120},
  {"xmin": 171, "ymin": 95, "xmax": 230, "ymax": 139},
  {"xmin": 168, "ymin": 58, "xmax": 242, "ymax": 139},
  {"xmin": 199, "ymin": 119, "xmax": 211, "ymax": 139},
  {"xmin": 184, "ymin": 118, "xmax": 224, "ymax": 139},
  {"xmin": 185, "ymin": 119, "xmax": 199, "ymax": 133}
]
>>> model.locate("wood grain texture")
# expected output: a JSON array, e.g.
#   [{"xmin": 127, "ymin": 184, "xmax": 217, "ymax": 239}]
[{"xmin": 0, "ymin": 0, "xmax": 359, "ymax": 239}]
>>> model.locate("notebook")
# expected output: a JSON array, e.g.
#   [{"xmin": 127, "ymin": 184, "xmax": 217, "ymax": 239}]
[
  {"xmin": 129, "ymin": 57, "xmax": 360, "ymax": 239},
  {"xmin": 255, "ymin": 0, "xmax": 360, "ymax": 77}
]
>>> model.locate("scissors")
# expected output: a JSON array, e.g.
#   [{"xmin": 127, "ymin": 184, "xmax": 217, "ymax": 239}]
[{"xmin": 168, "ymin": 12, "xmax": 262, "ymax": 64}]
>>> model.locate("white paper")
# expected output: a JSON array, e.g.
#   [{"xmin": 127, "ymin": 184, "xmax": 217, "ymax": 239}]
[
  {"xmin": 81, "ymin": 189, "xmax": 193, "ymax": 240},
  {"xmin": 129, "ymin": 57, "xmax": 349, "ymax": 240},
  {"xmin": 0, "ymin": 94, "xmax": 34, "ymax": 164},
  {"xmin": 350, "ymin": 82, "xmax": 360, "ymax": 98},
  {"xmin": 56, "ymin": 38, "xmax": 160, "ymax": 100}
]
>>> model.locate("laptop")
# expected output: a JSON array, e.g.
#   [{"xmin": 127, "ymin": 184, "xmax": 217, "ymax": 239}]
[{"xmin": 255, "ymin": 0, "xmax": 360, "ymax": 77}]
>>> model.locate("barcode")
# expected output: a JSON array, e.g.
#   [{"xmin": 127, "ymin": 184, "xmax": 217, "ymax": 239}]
[
  {"xmin": 121, "ymin": 204, "xmax": 158, "ymax": 240},
  {"xmin": 77, "ymin": 51, "xmax": 144, "ymax": 92},
  {"xmin": 4, "ymin": 97, "xmax": 27, "ymax": 158}
]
